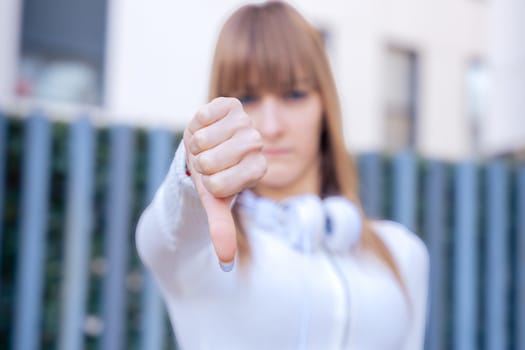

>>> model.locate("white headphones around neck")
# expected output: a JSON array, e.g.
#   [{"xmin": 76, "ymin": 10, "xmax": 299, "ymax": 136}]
[{"xmin": 237, "ymin": 191, "xmax": 362, "ymax": 253}]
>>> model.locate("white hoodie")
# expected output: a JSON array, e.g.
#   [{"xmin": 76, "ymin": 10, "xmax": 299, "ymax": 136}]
[{"xmin": 136, "ymin": 143, "xmax": 429, "ymax": 350}]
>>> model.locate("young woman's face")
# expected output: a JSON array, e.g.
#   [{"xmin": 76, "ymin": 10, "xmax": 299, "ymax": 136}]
[{"xmin": 240, "ymin": 87, "xmax": 323, "ymax": 201}]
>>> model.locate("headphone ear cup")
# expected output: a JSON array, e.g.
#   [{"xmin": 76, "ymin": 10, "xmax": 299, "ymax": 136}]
[
  {"xmin": 287, "ymin": 196, "xmax": 325, "ymax": 252},
  {"xmin": 323, "ymin": 197, "xmax": 362, "ymax": 252}
]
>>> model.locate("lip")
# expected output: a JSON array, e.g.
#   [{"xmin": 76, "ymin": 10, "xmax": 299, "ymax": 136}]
[{"xmin": 263, "ymin": 148, "xmax": 291, "ymax": 156}]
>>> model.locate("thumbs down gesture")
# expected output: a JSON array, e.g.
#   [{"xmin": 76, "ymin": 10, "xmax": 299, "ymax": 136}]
[{"xmin": 183, "ymin": 97, "xmax": 267, "ymax": 271}]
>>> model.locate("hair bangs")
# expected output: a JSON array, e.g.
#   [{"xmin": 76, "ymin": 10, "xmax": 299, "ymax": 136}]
[{"xmin": 212, "ymin": 4, "xmax": 320, "ymax": 99}]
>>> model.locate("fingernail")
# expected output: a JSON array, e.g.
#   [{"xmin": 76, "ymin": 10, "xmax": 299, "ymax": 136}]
[{"xmin": 219, "ymin": 260, "xmax": 235, "ymax": 272}]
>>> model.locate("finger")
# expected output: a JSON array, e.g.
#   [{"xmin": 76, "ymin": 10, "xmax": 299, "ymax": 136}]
[
  {"xmin": 187, "ymin": 97, "xmax": 242, "ymax": 134},
  {"xmin": 202, "ymin": 152, "xmax": 267, "ymax": 198},
  {"xmin": 193, "ymin": 128, "xmax": 263, "ymax": 175},
  {"xmin": 192, "ymin": 172, "xmax": 237, "ymax": 266},
  {"xmin": 188, "ymin": 106, "xmax": 252, "ymax": 155}
]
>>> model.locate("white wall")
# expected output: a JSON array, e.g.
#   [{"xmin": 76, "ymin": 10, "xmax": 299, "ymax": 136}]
[
  {"xmin": 105, "ymin": 0, "xmax": 487, "ymax": 159},
  {"xmin": 105, "ymin": 0, "xmax": 262, "ymax": 129},
  {"xmin": 8, "ymin": 0, "xmax": 518, "ymax": 160},
  {"xmin": 296, "ymin": 0, "xmax": 486, "ymax": 158},
  {"xmin": 0, "ymin": 0, "xmax": 22, "ymax": 109},
  {"xmin": 484, "ymin": 0, "xmax": 525, "ymax": 156}
]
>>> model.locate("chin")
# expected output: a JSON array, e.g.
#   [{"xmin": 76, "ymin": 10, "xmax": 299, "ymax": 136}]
[{"xmin": 258, "ymin": 167, "xmax": 296, "ymax": 189}]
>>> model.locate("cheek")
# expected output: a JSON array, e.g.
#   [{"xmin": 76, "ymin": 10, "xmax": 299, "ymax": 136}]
[
  {"xmin": 295, "ymin": 126, "xmax": 320, "ymax": 161},
  {"xmin": 298, "ymin": 109, "xmax": 323, "ymax": 156}
]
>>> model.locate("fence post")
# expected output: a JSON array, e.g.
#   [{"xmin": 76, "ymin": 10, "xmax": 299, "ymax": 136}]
[
  {"xmin": 515, "ymin": 162, "xmax": 524, "ymax": 350},
  {"xmin": 358, "ymin": 153, "xmax": 383, "ymax": 218},
  {"xmin": 424, "ymin": 160, "xmax": 447, "ymax": 350},
  {"xmin": 453, "ymin": 162, "xmax": 478, "ymax": 350},
  {"xmin": 101, "ymin": 126, "xmax": 135, "ymax": 350},
  {"xmin": 0, "ymin": 112, "xmax": 6, "ymax": 265},
  {"xmin": 58, "ymin": 117, "xmax": 95, "ymax": 350},
  {"xmin": 392, "ymin": 151, "xmax": 417, "ymax": 232},
  {"xmin": 139, "ymin": 129, "xmax": 174, "ymax": 350},
  {"xmin": 485, "ymin": 160, "xmax": 509, "ymax": 350},
  {"xmin": 13, "ymin": 114, "xmax": 52, "ymax": 350}
]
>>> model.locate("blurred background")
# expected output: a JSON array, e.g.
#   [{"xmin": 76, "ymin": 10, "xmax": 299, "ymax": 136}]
[
  {"xmin": 0, "ymin": 0, "xmax": 524, "ymax": 349},
  {"xmin": 1, "ymin": 0, "xmax": 523, "ymax": 158}
]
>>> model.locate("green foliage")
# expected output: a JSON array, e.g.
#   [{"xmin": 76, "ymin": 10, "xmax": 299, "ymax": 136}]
[
  {"xmin": 0, "ymin": 117, "xmax": 179, "ymax": 349},
  {"xmin": 0, "ymin": 116, "xmax": 23, "ymax": 348}
]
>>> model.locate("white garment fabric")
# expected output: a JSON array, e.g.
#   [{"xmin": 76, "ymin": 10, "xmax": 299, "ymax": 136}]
[
  {"xmin": 237, "ymin": 190, "xmax": 363, "ymax": 254},
  {"xmin": 136, "ymin": 143, "xmax": 430, "ymax": 350}
]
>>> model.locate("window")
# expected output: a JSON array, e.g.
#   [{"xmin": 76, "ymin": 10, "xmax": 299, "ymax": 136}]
[
  {"xmin": 16, "ymin": 0, "xmax": 108, "ymax": 105},
  {"xmin": 383, "ymin": 47, "xmax": 418, "ymax": 152},
  {"xmin": 465, "ymin": 59, "xmax": 488, "ymax": 156}
]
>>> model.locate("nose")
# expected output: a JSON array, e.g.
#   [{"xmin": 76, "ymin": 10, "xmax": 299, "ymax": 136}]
[{"xmin": 256, "ymin": 96, "xmax": 283, "ymax": 139}]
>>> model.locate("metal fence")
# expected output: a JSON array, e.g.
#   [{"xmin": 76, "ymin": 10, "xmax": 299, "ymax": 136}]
[{"xmin": 0, "ymin": 113, "xmax": 524, "ymax": 350}]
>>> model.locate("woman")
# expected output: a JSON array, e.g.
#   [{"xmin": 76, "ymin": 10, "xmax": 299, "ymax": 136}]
[{"xmin": 136, "ymin": 1, "xmax": 429, "ymax": 349}]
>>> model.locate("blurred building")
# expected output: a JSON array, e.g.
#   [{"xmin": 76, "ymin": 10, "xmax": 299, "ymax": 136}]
[{"xmin": 0, "ymin": 0, "xmax": 523, "ymax": 160}]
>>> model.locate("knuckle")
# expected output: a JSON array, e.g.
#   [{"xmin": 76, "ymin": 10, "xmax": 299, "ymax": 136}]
[
  {"xmin": 195, "ymin": 106, "xmax": 210, "ymax": 124},
  {"xmin": 212, "ymin": 97, "xmax": 227, "ymax": 110},
  {"xmin": 236, "ymin": 114, "xmax": 252, "ymax": 130},
  {"xmin": 245, "ymin": 154, "xmax": 266, "ymax": 182},
  {"xmin": 203, "ymin": 174, "xmax": 226, "ymax": 198},
  {"xmin": 197, "ymin": 153, "xmax": 214, "ymax": 174},
  {"xmin": 216, "ymin": 96, "xmax": 228, "ymax": 104},
  {"xmin": 249, "ymin": 128, "xmax": 262, "ymax": 143},
  {"xmin": 243, "ymin": 129, "xmax": 263, "ymax": 151},
  {"xmin": 191, "ymin": 131, "xmax": 206, "ymax": 152},
  {"xmin": 229, "ymin": 97, "xmax": 242, "ymax": 109},
  {"xmin": 215, "ymin": 96, "xmax": 241, "ymax": 112}
]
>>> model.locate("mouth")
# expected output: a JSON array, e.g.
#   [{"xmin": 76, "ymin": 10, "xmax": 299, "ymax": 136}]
[{"xmin": 263, "ymin": 148, "xmax": 291, "ymax": 156}]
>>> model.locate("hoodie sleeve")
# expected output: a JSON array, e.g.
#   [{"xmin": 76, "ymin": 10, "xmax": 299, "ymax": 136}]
[{"xmin": 135, "ymin": 141, "xmax": 217, "ymax": 295}]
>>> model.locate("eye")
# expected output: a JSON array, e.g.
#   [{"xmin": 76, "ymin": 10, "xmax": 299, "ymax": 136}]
[
  {"xmin": 238, "ymin": 94, "xmax": 258, "ymax": 104},
  {"xmin": 284, "ymin": 90, "xmax": 307, "ymax": 100}
]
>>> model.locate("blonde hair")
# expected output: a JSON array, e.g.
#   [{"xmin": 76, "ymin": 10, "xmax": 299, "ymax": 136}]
[{"xmin": 209, "ymin": 1, "xmax": 405, "ymax": 290}]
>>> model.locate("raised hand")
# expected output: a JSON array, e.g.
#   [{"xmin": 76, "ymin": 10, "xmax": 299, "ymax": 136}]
[{"xmin": 183, "ymin": 97, "xmax": 267, "ymax": 270}]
